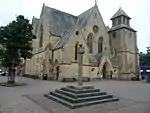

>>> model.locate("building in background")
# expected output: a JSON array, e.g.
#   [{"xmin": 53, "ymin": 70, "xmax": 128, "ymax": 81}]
[{"xmin": 25, "ymin": 3, "xmax": 139, "ymax": 81}]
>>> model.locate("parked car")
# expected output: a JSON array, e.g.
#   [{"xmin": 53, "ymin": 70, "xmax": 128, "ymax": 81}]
[{"xmin": 0, "ymin": 70, "xmax": 6, "ymax": 76}]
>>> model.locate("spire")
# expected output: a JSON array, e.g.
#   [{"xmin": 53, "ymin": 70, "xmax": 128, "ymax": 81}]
[
  {"xmin": 95, "ymin": 0, "xmax": 97, "ymax": 5},
  {"xmin": 110, "ymin": 7, "xmax": 131, "ymax": 20}
]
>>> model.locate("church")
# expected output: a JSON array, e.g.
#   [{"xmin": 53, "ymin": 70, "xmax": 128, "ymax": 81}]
[{"xmin": 25, "ymin": 3, "xmax": 139, "ymax": 81}]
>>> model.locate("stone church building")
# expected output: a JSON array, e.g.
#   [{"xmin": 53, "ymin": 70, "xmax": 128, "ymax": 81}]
[{"xmin": 25, "ymin": 3, "xmax": 139, "ymax": 80}]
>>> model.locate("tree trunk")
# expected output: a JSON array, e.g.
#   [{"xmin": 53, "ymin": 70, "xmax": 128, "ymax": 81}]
[
  {"xmin": 7, "ymin": 67, "xmax": 10, "ymax": 82},
  {"xmin": 8, "ymin": 60, "xmax": 15, "ymax": 84}
]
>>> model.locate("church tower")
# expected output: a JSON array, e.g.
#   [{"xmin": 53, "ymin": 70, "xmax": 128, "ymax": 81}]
[{"xmin": 108, "ymin": 8, "xmax": 139, "ymax": 80}]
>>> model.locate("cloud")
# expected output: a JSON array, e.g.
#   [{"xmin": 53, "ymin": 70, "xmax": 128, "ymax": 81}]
[{"xmin": 0, "ymin": 0, "xmax": 149, "ymax": 52}]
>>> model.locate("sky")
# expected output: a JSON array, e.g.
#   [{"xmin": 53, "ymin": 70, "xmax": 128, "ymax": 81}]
[{"xmin": 0, "ymin": 0, "xmax": 149, "ymax": 52}]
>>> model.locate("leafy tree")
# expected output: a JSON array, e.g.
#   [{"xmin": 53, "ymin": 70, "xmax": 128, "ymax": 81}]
[
  {"xmin": 140, "ymin": 47, "xmax": 150, "ymax": 66},
  {"xmin": 0, "ymin": 15, "xmax": 34, "ymax": 83}
]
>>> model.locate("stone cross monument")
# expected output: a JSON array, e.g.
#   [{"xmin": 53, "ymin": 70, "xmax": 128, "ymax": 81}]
[{"xmin": 78, "ymin": 44, "xmax": 85, "ymax": 86}]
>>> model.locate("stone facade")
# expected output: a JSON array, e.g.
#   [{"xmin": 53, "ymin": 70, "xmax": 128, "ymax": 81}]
[{"xmin": 25, "ymin": 3, "xmax": 139, "ymax": 80}]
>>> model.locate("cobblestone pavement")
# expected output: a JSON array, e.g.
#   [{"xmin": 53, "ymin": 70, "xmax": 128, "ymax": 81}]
[{"xmin": 0, "ymin": 76, "xmax": 150, "ymax": 113}]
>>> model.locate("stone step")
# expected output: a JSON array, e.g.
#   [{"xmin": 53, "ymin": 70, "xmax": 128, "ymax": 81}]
[
  {"xmin": 44, "ymin": 94, "xmax": 119, "ymax": 109},
  {"xmin": 73, "ymin": 97, "xmax": 119, "ymax": 109},
  {"xmin": 67, "ymin": 85, "xmax": 94, "ymax": 90},
  {"xmin": 50, "ymin": 91, "xmax": 113, "ymax": 103},
  {"xmin": 55, "ymin": 89, "xmax": 107, "ymax": 98},
  {"xmin": 61, "ymin": 87, "xmax": 100, "ymax": 94}
]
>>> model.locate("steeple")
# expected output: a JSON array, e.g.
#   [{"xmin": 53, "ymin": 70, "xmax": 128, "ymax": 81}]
[
  {"xmin": 109, "ymin": 7, "xmax": 136, "ymax": 32},
  {"xmin": 110, "ymin": 7, "xmax": 131, "ymax": 20},
  {"xmin": 95, "ymin": 0, "xmax": 97, "ymax": 5},
  {"xmin": 110, "ymin": 8, "xmax": 131, "ymax": 27}
]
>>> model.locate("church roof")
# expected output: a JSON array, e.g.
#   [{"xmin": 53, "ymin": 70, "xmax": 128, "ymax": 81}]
[
  {"xmin": 44, "ymin": 6, "xmax": 78, "ymax": 37},
  {"xmin": 76, "ymin": 7, "xmax": 94, "ymax": 28},
  {"xmin": 110, "ymin": 8, "xmax": 131, "ymax": 20},
  {"xmin": 32, "ymin": 17, "xmax": 39, "ymax": 35},
  {"xmin": 53, "ymin": 6, "xmax": 95, "ymax": 50},
  {"xmin": 53, "ymin": 26, "xmax": 75, "ymax": 49},
  {"xmin": 108, "ymin": 24, "xmax": 136, "ymax": 32}
]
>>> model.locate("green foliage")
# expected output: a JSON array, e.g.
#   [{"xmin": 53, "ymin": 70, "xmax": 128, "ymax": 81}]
[
  {"xmin": 0, "ymin": 15, "xmax": 34, "ymax": 67},
  {"xmin": 140, "ymin": 48, "xmax": 150, "ymax": 65}
]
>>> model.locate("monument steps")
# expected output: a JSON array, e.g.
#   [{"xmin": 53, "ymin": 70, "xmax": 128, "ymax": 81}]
[
  {"xmin": 50, "ymin": 91, "xmax": 113, "ymax": 103},
  {"xmin": 55, "ymin": 89, "xmax": 107, "ymax": 98},
  {"xmin": 44, "ymin": 94, "xmax": 119, "ymax": 109},
  {"xmin": 61, "ymin": 87, "xmax": 100, "ymax": 94},
  {"xmin": 44, "ymin": 85, "xmax": 119, "ymax": 109}
]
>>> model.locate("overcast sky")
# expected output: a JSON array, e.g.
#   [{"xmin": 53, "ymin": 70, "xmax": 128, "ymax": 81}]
[{"xmin": 0, "ymin": 0, "xmax": 149, "ymax": 52}]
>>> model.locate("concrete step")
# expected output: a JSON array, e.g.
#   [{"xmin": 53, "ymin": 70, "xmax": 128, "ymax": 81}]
[
  {"xmin": 67, "ymin": 85, "xmax": 94, "ymax": 90},
  {"xmin": 55, "ymin": 89, "xmax": 107, "ymax": 98},
  {"xmin": 44, "ymin": 94, "xmax": 119, "ymax": 109},
  {"xmin": 73, "ymin": 97, "xmax": 119, "ymax": 109},
  {"xmin": 50, "ymin": 91, "xmax": 113, "ymax": 103},
  {"xmin": 61, "ymin": 87, "xmax": 100, "ymax": 94}
]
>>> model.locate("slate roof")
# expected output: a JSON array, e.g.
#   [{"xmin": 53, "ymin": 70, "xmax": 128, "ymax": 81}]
[
  {"xmin": 76, "ymin": 7, "xmax": 94, "ymax": 28},
  {"xmin": 110, "ymin": 8, "xmax": 131, "ymax": 20},
  {"xmin": 53, "ymin": 6, "xmax": 95, "ymax": 49},
  {"xmin": 32, "ymin": 17, "xmax": 39, "ymax": 35},
  {"xmin": 108, "ymin": 24, "xmax": 136, "ymax": 32},
  {"xmin": 44, "ymin": 6, "xmax": 78, "ymax": 37},
  {"xmin": 53, "ymin": 26, "xmax": 75, "ymax": 49}
]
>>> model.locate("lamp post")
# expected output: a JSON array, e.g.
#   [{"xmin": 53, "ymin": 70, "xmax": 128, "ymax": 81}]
[{"xmin": 78, "ymin": 44, "xmax": 85, "ymax": 86}]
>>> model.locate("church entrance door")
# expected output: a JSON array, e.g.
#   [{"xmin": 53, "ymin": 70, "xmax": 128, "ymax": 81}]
[
  {"xmin": 102, "ymin": 64, "xmax": 107, "ymax": 79},
  {"xmin": 102, "ymin": 62, "xmax": 110, "ymax": 79}
]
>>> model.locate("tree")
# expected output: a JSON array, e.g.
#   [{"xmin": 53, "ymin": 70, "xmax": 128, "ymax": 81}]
[
  {"xmin": 140, "ymin": 47, "xmax": 150, "ymax": 66},
  {"xmin": 0, "ymin": 15, "xmax": 34, "ymax": 83}
]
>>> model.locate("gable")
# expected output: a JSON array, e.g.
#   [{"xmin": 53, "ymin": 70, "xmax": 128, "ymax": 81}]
[
  {"xmin": 53, "ymin": 7, "xmax": 95, "ymax": 50},
  {"xmin": 42, "ymin": 6, "xmax": 78, "ymax": 37},
  {"xmin": 78, "ymin": 5, "xmax": 110, "ymax": 54},
  {"xmin": 32, "ymin": 17, "xmax": 39, "ymax": 36},
  {"xmin": 63, "ymin": 26, "xmax": 90, "ymax": 64}
]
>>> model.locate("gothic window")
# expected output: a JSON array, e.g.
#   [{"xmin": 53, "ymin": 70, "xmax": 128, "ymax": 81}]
[
  {"xmin": 93, "ymin": 25, "xmax": 99, "ymax": 33},
  {"xmin": 112, "ymin": 20, "xmax": 116, "ymax": 26},
  {"xmin": 113, "ymin": 32, "xmax": 117, "ymax": 38},
  {"xmin": 75, "ymin": 42, "xmax": 78, "ymax": 60},
  {"xmin": 123, "ymin": 17, "xmax": 125, "ymax": 24},
  {"xmin": 87, "ymin": 34, "xmax": 94, "ymax": 53},
  {"xmin": 98, "ymin": 37, "xmax": 103, "ymax": 53},
  {"xmin": 127, "ymin": 19, "xmax": 129, "ymax": 25},
  {"xmin": 115, "ymin": 18, "xmax": 118, "ymax": 25},
  {"xmin": 39, "ymin": 24, "xmax": 43, "ymax": 47},
  {"xmin": 95, "ymin": 13, "xmax": 97, "ymax": 18},
  {"xmin": 129, "ymin": 32, "xmax": 132, "ymax": 38},
  {"xmin": 118, "ymin": 17, "xmax": 121, "ymax": 25},
  {"xmin": 75, "ymin": 31, "xmax": 79, "ymax": 35}
]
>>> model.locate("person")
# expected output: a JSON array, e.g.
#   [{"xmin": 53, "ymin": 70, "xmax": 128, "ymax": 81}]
[
  {"xmin": 56, "ymin": 66, "xmax": 60, "ymax": 80},
  {"xmin": 97, "ymin": 71, "xmax": 100, "ymax": 79},
  {"xmin": 110, "ymin": 71, "xmax": 113, "ymax": 79}
]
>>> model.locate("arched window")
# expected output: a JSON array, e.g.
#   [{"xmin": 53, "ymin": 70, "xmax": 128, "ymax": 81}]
[
  {"xmin": 75, "ymin": 42, "xmax": 78, "ymax": 60},
  {"xmin": 98, "ymin": 37, "xmax": 103, "ymax": 53},
  {"xmin": 39, "ymin": 24, "xmax": 43, "ymax": 47},
  {"xmin": 87, "ymin": 34, "xmax": 93, "ymax": 53}
]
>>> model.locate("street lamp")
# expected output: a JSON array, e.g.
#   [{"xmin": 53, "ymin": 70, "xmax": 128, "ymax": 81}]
[{"xmin": 78, "ymin": 44, "xmax": 85, "ymax": 86}]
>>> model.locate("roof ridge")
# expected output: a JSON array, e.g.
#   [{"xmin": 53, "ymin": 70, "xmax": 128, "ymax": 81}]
[
  {"xmin": 53, "ymin": 6, "xmax": 96, "ymax": 50},
  {"xmin": 44, "ymin": 5, "xmax": 77, "ymax": 18},
  {"xmin": 78, "ymin": 6, "xmax": 94, "ymax": 17}
]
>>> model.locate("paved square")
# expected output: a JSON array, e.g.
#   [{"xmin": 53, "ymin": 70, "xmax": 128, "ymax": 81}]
[{"xmin": 0, "ymin": 76, "xmax": 150, "ymax": 113}]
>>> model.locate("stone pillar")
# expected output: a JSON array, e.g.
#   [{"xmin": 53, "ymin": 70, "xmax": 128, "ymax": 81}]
[
  {"xmin": 78, "ymin": 44, "xmax": 85, "ymax": 86},
  {"xmin": 78, "ymin": 53, "xmax": 83, "ymax": 86}
]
